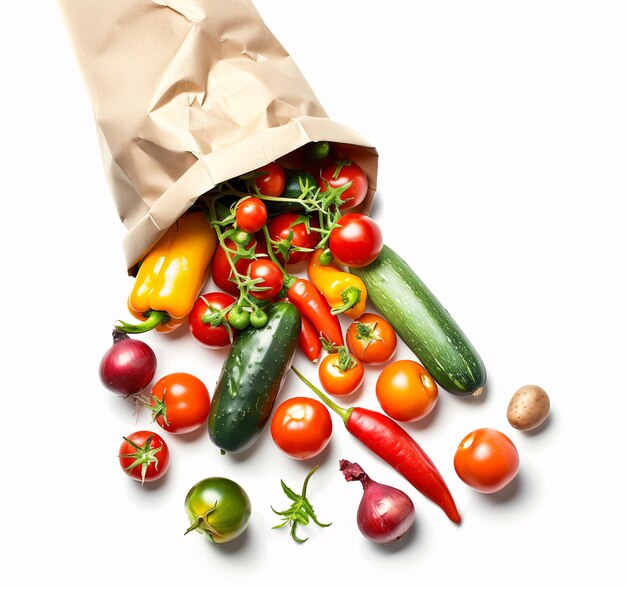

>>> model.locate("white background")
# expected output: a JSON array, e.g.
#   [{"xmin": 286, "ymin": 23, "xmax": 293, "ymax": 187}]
[{"xmin": 1, "ymin": 1, "xmax": 624, "ymax": 587}]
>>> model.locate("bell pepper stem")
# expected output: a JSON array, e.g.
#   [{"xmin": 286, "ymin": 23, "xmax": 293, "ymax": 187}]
[
  {"xmin": 291, "ymin": 366, "xmax": 353, "ymax": 424},
  {"xmin": 330, "ymin": 285, "xmax": 362, "ymax": 315},
  {"xmin": 114, "ymin": 310, "xmax": 170, "ymax": 334}
]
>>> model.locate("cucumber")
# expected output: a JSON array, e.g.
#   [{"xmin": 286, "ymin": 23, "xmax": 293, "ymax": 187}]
[
  {"xmin": 266, "ymin": 170, "xmax": 317, "ymax": 214},
  {"xmin": 208, "ymin": 301, "xmax": 301, "ymax": 453},
  {"xmin": 350, "ymin": 245, "xmax": 486, "ymax": 396}
]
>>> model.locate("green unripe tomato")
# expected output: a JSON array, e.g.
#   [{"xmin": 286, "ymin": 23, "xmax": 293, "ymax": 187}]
[
  {"xmin": 249, "ymin": 309, "xmax": 268, "ymax": 328},
  {"xmin": 184, "ymin": 477, "xmax": 252, "ymax": 544},
  {"xmin": 228, "ymin": 307, "xmax": 250, "ymax": 330}
]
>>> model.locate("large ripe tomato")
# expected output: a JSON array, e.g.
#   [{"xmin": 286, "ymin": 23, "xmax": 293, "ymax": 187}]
[
  {"xmin": 318, "ymin": 348, "xmax": 364, "ymax": 397},
  {"xmin": 319, "ymin": 159, "xmax": 368, "ymax": 210},
  {"xmin": 236, "ymin": 197, "xmax": 268, "ymax": 233},
  {"xmin": 454, "ymin": 428, "xmax": 520, "ymax": 493},
  {"xmin": 189, "ymin": 292, "xmax": 237, "ymax": 348},
  {"xmin": 253, "ymin": 162, "xmax": 285, "ymax": 196},
  {"xmin": 118, "ymin": 430, "xmax": 170, "ymax": 484},
  {"xmin": 270, "ymin": 397, "xmax": 332, "ymax": 460},
  {"xmin": 212, "ymin": 239, "xmax": 266, "ymax": 296},
  {"xmin": 248, "ymin": 259, "xmax": 284, "ymax": 301},
  {"xmin": 149, "ymin": 372, "xmax": 211, "ymax": 434},
  {"xmin": 375, "ymin": 360, "xmax": 438, "ymax": 422},
  {"xmin": 346, "ymin": 312, "xmax": 397, "ymax": 365},
  {"xmin": 329, "ymin": 214, "xmax": 383, "ymax": 268},
  {"xmin": 266, "ymin": 213, "xmax": 319, "ymax": 265}
]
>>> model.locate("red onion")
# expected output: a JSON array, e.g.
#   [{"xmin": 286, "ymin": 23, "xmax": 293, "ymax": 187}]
[
  {"xmin": 340, "ymin": 459, "xmax": 415, "ymax": 545},
  {"xmin": 99, "ymin": 330, "xmax": 157, "ymax": 396}
]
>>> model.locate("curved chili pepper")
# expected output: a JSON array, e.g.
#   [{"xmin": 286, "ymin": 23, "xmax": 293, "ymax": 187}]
[
  {"xmin": 284, "ymin": 277, "xmax": 344, "ymax": 347},
  {"xmin": 291, "ymin": 366, "xmax": 461, "ymax": 524},
  {"xmin": 280, "ymin": 297, "xmax": 322, "ymax": 362},
  {"xmin": 307, "ymin": 249, "xmax": 367, "ymax": 319}
]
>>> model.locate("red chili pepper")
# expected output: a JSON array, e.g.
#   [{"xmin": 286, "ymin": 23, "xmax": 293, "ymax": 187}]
[
  {"xmin": 280, "ymin": 297, "xmax": 322, "ymax": 362},
  {"xmin": 262, "ymin": 226, "xmax": 344, "ymax": 348},
  {"xmin": 292, "ymin": 366, "xmax": 461, "ymax": 524},
  {"xmin": 284, "ymin": 277, "xmax": 344, "ymax": 347}
]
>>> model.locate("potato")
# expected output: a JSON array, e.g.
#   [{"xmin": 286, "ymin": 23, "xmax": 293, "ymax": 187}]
[{"xmin": 506, "ymin": 385, "xmax": 550, "ymax": 431}]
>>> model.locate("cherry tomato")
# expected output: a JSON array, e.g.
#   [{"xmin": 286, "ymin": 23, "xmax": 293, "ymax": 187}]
[
  {"xmin": 318, "ymin": 348, "xmax": 364, "ymax": 397},
  {"xmin": 253, "ymin": 162, "xmax": 285, "ymax": 196},
  {"xmin": 454, "ymin": 428, "xmax": 520, "ymax": 493},
  {"xmin": 149, "ymin": 372, "xmax": 211, "ymax": 435},
  {"xmin": 320, "ymin": 159, "xmax": 368, "ymax": 210},
  {"xmin": 248, "ymin": 259, "xmax": 284, "ymax": 300},
  {"xmin": 346, "ymin": 312, "xmax": 397, "ymax": 365},
  {"xmin": 212, "ymin": 239, "xmax": 266, "ymax": 296},
  {"xmin": 189, "ymin": 292, "xmax": 237, "ymax": 348},
  {"xmin": 329, "ymin": 214, "xmax": 383, "ymax": 268},
  {"xmin": 271, "ymin": 397, "xmax": 333, "ymax": 460},
  {"xmin": 266, "ymin": 213, "xmax": 319, "ymax": 265},
  {"xmin": 236, "ymin": 197, "xmax": 268, "ymax": 234},
  {"xmin": 118, "ymin": 430, "xmax": 170, "ymax": 484},
  {"xmin": 375, "ymin": 360, "xmax": 438, "ymax": 422}
]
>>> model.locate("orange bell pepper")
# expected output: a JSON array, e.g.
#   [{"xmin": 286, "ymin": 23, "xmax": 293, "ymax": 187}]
[
  {"xmin": 115, "ymin": 212, "xmax": 218, "ymax": 333},
  {"xmin": 307, "ymin": 249, "xmax": 367, "ymax": 320}
]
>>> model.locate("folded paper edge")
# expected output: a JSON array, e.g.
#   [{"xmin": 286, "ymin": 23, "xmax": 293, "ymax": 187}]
[{"xmin": 123, "ymin": 115, "xmax": 378, "ymax": 273}]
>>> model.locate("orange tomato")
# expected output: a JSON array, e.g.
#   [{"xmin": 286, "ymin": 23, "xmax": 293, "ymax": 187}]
[
  {"xmin": 375, "ymin": 360, "xmax": 438, "ymax": 422},
  {"xmin": 453, "ymin": 428, "xmax": 520, "ymax": 493},
  {"xmin": 346, "ymin": 313, "xmax": 397, "ymax": 365},
  {"xmin": 318, "ymin": 349, "xmax": 364, "ymax": 397}
]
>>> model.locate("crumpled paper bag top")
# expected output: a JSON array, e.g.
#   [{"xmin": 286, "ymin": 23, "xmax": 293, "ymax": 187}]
[{"xmin": 59, "ymin": 0, "xmax": 378, "ymax": 271}]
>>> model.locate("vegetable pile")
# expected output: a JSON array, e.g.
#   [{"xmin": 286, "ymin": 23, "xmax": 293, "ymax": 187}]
[{"xmin": 103, "ymin": 141, "xmax": 551, "ymax": 546}]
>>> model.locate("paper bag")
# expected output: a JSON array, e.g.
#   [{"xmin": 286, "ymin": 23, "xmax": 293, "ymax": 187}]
[{"xmin": 58, "ymin": 0, "xmax": 379, "ymax": 272}]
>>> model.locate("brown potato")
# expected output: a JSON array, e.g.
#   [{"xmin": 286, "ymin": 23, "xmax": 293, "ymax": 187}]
[{"xmin": 507, "ymin": 385, "xmax": 550, "ymax": 431}]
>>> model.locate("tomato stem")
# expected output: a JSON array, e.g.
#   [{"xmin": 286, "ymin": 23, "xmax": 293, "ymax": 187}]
[{"xmin": 291, "ymin": 366, "xmax": 352, "ymax": 423}]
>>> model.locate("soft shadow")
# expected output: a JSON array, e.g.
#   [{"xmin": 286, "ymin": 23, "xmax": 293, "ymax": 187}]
[
  {"xmin": 370, "ymin": 518, "xmax": 420, "ymax": 554},
  {"xmin": 478, "ymin": 471, "xmax": 524, "ymax": 505},
  {"xmin": 403, "ymin": 400, "xmax": 441, "ymax": 432},
  {"xmin": 448, "ymin": 380, "xmax": 490, "ymax": 407},
  {"xmin": 521, "ymin": 413, "xmax": 553, "ymax": 437},
  {"xmin": 200, "ymin": 525, "xmax": 252, "ymax": 555},
  {"xmin": 368, "ymin": 190, "xmax": 384, "ymax": 220},
  {"xmin": 177, "ymin": 424, "xmax": 210, "ymax": 444}
]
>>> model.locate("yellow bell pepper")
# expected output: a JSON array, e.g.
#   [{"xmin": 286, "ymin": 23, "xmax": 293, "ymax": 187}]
[
  {"xmin": 307, "ymin": 249, "xmax": 367, "ymax": 320},
  {"xmin": 115, "ymin": 211, "xmax": 218, "ymax": 333}
]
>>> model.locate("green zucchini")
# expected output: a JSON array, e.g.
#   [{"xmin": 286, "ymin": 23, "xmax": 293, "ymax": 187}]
[
  {"xmin": 350, "ymin": 245, "xmax": 486, "ymax": 396},
  {"xmin": 208, "ymin": 301, "xmax": 301, "ymax": 453}
]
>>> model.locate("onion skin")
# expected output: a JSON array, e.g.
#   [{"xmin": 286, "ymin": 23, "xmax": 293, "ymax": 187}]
[
  {"xmin": 340, "ymin": 459, "xmax": 415, "ymax": 545},
  {"xmin": 99, "ymin": 331, "xmax": 157, "ymax": 396}
]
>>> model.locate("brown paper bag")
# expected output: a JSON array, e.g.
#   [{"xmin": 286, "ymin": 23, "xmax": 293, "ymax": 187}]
[{"xmin": 58, "ymin": 0, "xmax": 378, "ymax": 272}]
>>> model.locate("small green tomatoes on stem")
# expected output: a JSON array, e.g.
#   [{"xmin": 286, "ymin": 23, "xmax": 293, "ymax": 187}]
[{"xmin": 228, "ymin": 306, "xmax": 250, "ymax": 330}]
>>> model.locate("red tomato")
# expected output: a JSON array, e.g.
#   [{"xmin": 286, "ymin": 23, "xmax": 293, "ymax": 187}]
[
  {"xmin": 253, "ymin": 162, "xmax": 285, "ymax": 197},
  {"xmin": 212, "ymin": 239, "xmax": 267, "ymax": 296},
  {"xmin": 149, "ymin": 373, "xmax": 211, "ymax": 435},
  {"xmin": 266, "ymin": 213, "xmax": 319, "ymax": 265},
  {"xmin": 346, "ymin": 313, "xmax": 397, "ymax": 365},
  {"xmin": 118, "ymin": 430, "xmax": 170, "ymax": 484},
  {"xmin": 318, "ymin": 349, "xmax": 364, "ymax": 397},
  {"xmin": 236, "ymin": 197, "xmax": 268, "ymax": 234},
  {"xmin": 189, "ymin": 292, "xmax": 237, "ymax": 348},
  {"xmin": 271, "ymin": 397, "xmax": 333, "ymax": 460},
  {"xmin": 329, "ymin": 214, "xmax": 383, "ymax": 268},
  {"xmin": 320, "ymin": 159, "xmax": 368, "ymax": 210},
  {"xmin": 248, "ymin": 259, "xmax": 284, "ymax": 300},
  {"xmin": 454, "ymin": 428, "xmax": 520, "ymax": 493},
  {"xmin": 375, "ymin": 360, "xmax": 438, "ymax": 422}
]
